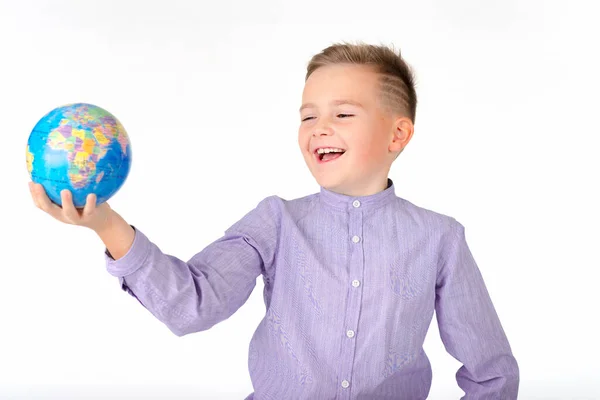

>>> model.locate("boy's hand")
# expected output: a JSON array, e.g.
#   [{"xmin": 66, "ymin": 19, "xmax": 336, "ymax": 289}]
[{"xmin": 29, "ymin": 182, "xmax": 114, "ymax": 233}]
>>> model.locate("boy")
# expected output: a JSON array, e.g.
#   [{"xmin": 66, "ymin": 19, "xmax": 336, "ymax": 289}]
[{"xmin": 29, "ymin": 42, "xmax": 519, "ymax": 399}]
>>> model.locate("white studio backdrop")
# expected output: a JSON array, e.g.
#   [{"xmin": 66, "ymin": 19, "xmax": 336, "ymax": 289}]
[{"xmin": 0, "ymin": 0, "xmax": 598, "ymax": 399}]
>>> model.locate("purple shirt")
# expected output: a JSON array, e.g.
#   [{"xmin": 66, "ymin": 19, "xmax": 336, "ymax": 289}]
[{"xmin": 105, "ymin": 179, "xmax": 519, "ymax": 399}]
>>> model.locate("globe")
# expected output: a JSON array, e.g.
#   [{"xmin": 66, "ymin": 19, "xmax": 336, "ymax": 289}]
[{"xmin": 26, "ymin": 103, "xmax": 132, "ymax": 208}]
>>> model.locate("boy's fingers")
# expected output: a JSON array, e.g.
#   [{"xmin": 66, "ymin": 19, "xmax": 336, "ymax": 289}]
[
  {"xmin": 82, "ymin": 193, "xmax": 97, "ymax": 218},
  {"xmin": 34, "ymin": 184, "xmax": 63, "ymax": 219},
  {"xmin": 29, "ymin": 182, "xmax": 40, "ymax": 208},
  {"xmin": 60, "ymin": 190, "xmax": 79, "ymax": 223}
]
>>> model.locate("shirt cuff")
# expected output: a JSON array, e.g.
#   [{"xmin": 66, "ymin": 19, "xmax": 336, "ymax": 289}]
[{"xmin": 104, "ymin": 225, "xmax": 151, "ymax": 277}]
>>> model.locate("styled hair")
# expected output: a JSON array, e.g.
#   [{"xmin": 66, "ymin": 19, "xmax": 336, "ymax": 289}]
[{"xmin": 305, "ymin": 41, "xmax": 417, "ymax": 124}]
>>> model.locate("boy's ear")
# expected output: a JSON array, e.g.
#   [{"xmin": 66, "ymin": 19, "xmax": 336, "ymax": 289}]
[{"xmin": 389, "ymin": 117, "xmax": 414, "ymax": 152}]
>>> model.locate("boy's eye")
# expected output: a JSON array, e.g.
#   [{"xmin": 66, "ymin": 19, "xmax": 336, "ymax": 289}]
[{"xmin": 301, "ymin": 114, "xmax": 354, "ymax": 122}]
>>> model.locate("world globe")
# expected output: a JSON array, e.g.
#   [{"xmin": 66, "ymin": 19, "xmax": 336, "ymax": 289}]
[{"xmin": 26, "ymin": 103, "xmax": 132, "ymax": 208}]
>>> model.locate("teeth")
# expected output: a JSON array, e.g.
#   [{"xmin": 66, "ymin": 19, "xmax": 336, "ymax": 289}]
[{"xmin": 317, "ymin": 147, "xmax": 345, "ymax": 154}]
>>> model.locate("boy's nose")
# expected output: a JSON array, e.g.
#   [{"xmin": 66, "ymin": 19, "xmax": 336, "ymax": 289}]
[{"xmin": 313, "ymin": 123, "xmax": 333, "ymax": 136}]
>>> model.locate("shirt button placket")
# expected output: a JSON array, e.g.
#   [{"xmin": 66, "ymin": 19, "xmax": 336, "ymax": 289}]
[{"xmin": 339, "ymin": 199, "xmax": 364, "ymax": 399}]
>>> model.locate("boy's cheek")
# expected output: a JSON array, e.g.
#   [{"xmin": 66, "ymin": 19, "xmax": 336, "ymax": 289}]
[
  {"xmin": 297, "ymin": 130, "xmax": 311, "ymax": 149},
  {"xmin": 351, "ymin": 140, "xmax": 380, "ymax": 163},
  {"xmin": 350, "ymin": 148, "xmax": 378, "ymax": 169}
]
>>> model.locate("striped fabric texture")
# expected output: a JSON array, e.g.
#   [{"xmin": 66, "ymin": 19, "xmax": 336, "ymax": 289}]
[{"xmin": 105, "ymin": 179, "xmax": 519, "ymax": 399}]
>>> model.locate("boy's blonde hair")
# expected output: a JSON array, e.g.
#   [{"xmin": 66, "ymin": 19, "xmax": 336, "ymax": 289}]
[{"xmin": 306, "ymin": 41, "xmax": 417, "ymax": 124}]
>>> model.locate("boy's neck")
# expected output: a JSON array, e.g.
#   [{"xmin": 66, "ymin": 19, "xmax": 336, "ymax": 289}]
[{"xmin": 322, "ymin": 178, "xmax": 392, "ymax": 198}]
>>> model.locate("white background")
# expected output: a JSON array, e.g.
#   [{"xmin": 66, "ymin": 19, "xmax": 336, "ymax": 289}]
[{"xmin": 1, "ymin": 0, "xmax": 599, "ymax": 399}]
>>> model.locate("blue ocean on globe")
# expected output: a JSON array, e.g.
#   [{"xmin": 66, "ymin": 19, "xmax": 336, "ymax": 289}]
[{"xmin": 26, "ymin": 103, "xmax": 132, "ymax": 208}]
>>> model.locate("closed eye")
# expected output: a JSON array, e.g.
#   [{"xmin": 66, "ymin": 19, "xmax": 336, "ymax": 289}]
[{"xmin": 301, "ymin": 114, "xmax": 354, "ymax": 122}]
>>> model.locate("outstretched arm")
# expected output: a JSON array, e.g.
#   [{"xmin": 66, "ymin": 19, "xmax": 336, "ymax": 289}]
[{"xmin": 105, "ymin": 196, "xmax": 280, "ymax": 336}]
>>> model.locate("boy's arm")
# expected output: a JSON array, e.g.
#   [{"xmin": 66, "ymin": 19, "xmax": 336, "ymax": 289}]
[
  {"xmin": 104, "ymin": 196, "xmax": 280, "ymax": 336},
  {"xmin": 96, "ymin": 210, "xmax": 135, "ymax": 260},
  {"xmin": 435, "ymin": 221, "xmax": 519, "ymax": 399}
]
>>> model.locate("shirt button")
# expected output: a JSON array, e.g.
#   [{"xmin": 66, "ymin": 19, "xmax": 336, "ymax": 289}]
[
  {"xmin": 352, "ymin": 200, "xmax": 361, "ymax": 208},
  {"xmin": 346, "ymin": 330, "xmax": 355, "ymax": 338},
  {"xmin": 352, "ymin": 235, "xmax": 360, "ymax": 243},
  {"xmin": 352, "ymin": 279, "xmax": 360, "ymax": 287},
  {"xmin": 341, "ymin": 380, "xmax": 350, "ymax": 388}
]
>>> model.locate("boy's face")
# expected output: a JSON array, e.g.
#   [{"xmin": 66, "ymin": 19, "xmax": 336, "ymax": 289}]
[{"xmin": 298, "ymin": 64, "xmax": 411, "ymax": 196}]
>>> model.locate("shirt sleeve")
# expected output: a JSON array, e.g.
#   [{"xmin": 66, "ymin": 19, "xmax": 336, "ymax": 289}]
[
  {"xmin": 104, "ymin": 195, "xmax": 280, "ymax": 336},
  {"xmin": 435, "ymin": 220, "xmax": 520, "ymax": 399}
]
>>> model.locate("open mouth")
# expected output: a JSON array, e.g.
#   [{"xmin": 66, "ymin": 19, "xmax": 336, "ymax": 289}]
[{"xmin": 316, "ymin": 149, "xmax": 346, "ymax": 163}]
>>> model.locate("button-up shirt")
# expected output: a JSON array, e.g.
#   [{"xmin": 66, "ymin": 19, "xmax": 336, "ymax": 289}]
[{"xmin": 105, "ymin": 178, "xmax": 519, "ymax": 399}]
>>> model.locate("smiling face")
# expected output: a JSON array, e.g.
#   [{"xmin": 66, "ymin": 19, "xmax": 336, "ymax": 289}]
[{"xmin": 298, "ymin": 63, "xmax": 412, "ymax": 196}]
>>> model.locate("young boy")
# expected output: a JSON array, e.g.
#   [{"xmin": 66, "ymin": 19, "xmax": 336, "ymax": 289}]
[{"xmin": 29, "ymin": 42, "xmax": 519, "ymax": 399}]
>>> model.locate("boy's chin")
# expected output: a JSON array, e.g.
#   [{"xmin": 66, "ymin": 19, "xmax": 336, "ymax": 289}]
[
  {"xmin": 314, "ymin": 174, "xmax": 347, "ymax": 191},
  {"xmin": 307, "ymin": 163, "xmax": 351, "ymax": 189}
]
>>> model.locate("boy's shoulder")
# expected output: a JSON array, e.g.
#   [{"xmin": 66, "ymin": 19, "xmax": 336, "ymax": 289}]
[
  {"xmin": 255, "ymin": 192, "xmax": 319, "ymax": 218},
  {"xmin": 395, "ymin": 196, "xmax": 461, "ymax": 229}
]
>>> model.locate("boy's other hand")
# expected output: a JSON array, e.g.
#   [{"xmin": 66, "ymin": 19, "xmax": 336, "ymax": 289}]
[{"xmin": 29, "ymin": 181, "xmax": 114, "ymax": 233}]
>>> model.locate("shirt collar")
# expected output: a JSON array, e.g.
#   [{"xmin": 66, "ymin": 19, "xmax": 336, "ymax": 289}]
[{"xmin": 319, "ymin": 178, "xmax": 396, "ymax": 211}]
